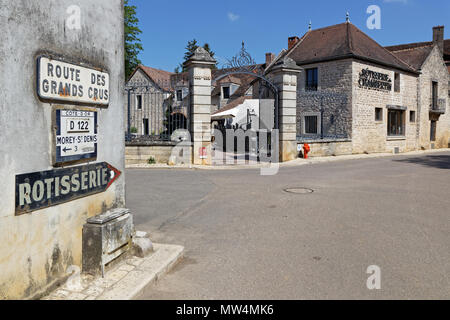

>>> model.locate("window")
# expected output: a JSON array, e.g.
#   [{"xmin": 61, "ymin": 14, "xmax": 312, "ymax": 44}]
[
  {"xmin": 305, "ymin": 68, "xmax": 318, "ymax": 91},
  {"xmin": 394, "ymin": 73, "xmax": 400, "ymax": 92},
  {"xmin": 223, "ymin": 86, "xmax": 230, "ymax": 99},
  {"xmin": 432, "ymin": 81, "xmax": 438, "ymax": 110},
  {"xmin": 387, "ymin": 109, "xmax": 405, "ymax": 136},
  {"xmin": 375, "ymin": 108, "xmax": 383, "ymax": 121},
  {"xmin": 136, "ymin": 95, "xmax": 142, "ymax": 110},
  {"xmin": 410, "ymin": 110, "xmax": 416, "ymax": 122},
  {"xmin": 304, "ymin": 115, "xmax": 319, "ymax": 134},
  {"xmin": 176, "ymin": 90, "xmax": 183, "ymax": 102}
]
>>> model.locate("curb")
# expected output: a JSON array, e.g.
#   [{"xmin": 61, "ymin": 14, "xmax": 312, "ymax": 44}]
[
  {"xmin": 42, "ymin": 243, "xmax": 184, "ymax": 300},
  {"xmin": 97, "ymin": 243, "xmax": 184, "ymax": 300},
  {"xmin": 126, "ymin": 148, "xmax": 450, "ymax": 171}
]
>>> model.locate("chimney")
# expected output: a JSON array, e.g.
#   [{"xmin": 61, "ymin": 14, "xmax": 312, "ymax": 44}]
[
  {"xmin": 433, "ymin": 26, "xmax": 444, "ymax": 54},
  {"xmin": 265, "ymin": 53, "xmax": 275, "ymax": 66},
  {"xmin": 288, "ymin": 36, "xmax": 300, "ymax": 50}
]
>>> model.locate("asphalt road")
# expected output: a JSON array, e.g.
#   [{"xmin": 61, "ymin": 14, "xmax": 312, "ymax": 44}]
[{"xmin": 126, "ymin": 152, "xmax": 450, "ymax": 299}]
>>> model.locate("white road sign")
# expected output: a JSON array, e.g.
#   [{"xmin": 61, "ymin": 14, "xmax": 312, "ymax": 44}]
[
  {"xmin": 55, "ymin": 109, "xmax": 98, "ymax": 164},
  {"xmin": 37, "ymin": 56, "xmax": 109, "ymax": 106}
]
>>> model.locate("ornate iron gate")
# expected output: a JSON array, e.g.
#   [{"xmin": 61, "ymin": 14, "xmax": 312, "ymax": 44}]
[{"xmin": 211, "ymin": 43, "xmax": 279, "ymax": 162}]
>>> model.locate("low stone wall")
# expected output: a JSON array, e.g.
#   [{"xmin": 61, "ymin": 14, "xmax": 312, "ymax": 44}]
[
  {"xmin": 298, "ymin": 139, "xmax": 353, "ymax": 157},
  {"xmin": 126, "ymin": 142, "xmax": 177, "ymax": 165}
]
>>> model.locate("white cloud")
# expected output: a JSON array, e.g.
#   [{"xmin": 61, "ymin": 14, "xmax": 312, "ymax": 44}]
[
  {"xmin": 227, "ymin": 12, "xmax": 240, "ymax": 22},
  {"xmin": 383, "ymin": 0, "xmax": 408, "ymax": 4}
]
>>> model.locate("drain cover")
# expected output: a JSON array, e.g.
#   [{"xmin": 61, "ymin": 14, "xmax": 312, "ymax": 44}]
[{"xmin": 284, "ymin": 187, "xmax": 314, "ymax": 194}]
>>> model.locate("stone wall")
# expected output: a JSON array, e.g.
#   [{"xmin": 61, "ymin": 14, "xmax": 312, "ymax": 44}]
[
  {"xmin": 125, "ymin": 145, "xmax": 177, "ymax": 165},
  {"xmin": 352, "ymin": 61, "xmax": 419, "ymax": 154},
  {"xmin": 0, "ymin": 0, "xmax": 125, "ymax": 299},
  {"xmin": 298, "ymin": 140, "xmax": 353, "ymax": 157},
  {"xmin": 417, "ymin": 45, "xmax": 450, "ymax": 149},
  {"xmin": 295, "ymin": 58, "xmax": 428, "ymax": 156},
  {"xmin": 296, "ymin": 59, "xmax": 353, "ymax": 143}
]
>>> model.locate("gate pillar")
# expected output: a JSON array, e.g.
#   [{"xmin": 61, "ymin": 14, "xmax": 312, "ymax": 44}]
[
  {"xmin": 184, "ymin": 48, "xmax": 216, "ymax": 165},
  {"xmin": 268, "ymin": 57, "xmax": 302, "ymax": 162}
]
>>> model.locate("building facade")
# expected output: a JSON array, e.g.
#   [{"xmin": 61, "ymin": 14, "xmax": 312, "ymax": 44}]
[{"xmin": 274, "ymin": 22, "xmax": 449, "ymax": 157}]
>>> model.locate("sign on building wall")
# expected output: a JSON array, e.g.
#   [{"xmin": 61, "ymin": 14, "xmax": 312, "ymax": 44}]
[
  {"xmin": 15, "ymin": 162, "xmax": 121, "ymax": 215},
  {"xmin": 37, "ymin": 56, "xmax": 110, "ymax": 106},
  {"xmin": 54, "ymin": 108, "xmax": 98, "ymax": 165},
  {"xmin": 358, "ymin": 68, "xmax": 392, "ymax": 91}
]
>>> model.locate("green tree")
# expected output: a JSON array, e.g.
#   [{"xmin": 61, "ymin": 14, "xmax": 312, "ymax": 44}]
[
  {"xmin": 124, "ymin": 0, "xmax": 143, "ymax": 80},
  {"xmin": 178, "ymin": 39, "xmax": 216, "ymax": 72}
]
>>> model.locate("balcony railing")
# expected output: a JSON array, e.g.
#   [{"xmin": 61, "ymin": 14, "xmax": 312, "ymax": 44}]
[{"xmin": 430, "ymin": 98, "xmax": 446, "ymax": 114}]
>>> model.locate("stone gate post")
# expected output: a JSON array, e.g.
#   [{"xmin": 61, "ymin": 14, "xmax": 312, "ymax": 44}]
[
  {"xmin": 184, "ymin": 48, "xmax": 216, "ymax": 165},
  {"xmin": 268, "ymin": 57, "xmax": 302, "ymax": 162}
]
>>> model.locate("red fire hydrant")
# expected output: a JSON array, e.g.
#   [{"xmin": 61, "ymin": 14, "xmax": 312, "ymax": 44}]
[{"xmin": 303, "ymin": 143, "xmax": 311, "ymax": 159}]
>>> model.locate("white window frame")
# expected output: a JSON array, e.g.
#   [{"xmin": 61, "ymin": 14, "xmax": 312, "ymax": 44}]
[{"xmin": 222, "ymin": 86, "xmax": 230, "ymax": 99}]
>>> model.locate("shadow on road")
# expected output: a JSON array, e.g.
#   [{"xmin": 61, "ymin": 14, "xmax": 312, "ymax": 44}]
[{"xmin": 394, "ymin": 155, "xmax": 450, "ymax": 169}]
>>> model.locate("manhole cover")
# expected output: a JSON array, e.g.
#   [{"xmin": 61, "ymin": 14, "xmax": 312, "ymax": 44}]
[{"xmin": 284, "ymin": 187, "xmax": 314, "ymax": 194}]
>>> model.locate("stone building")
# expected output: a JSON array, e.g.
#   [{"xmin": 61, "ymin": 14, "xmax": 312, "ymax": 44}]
[
  {"xmin": 386, "ymin": 26, "xmax": 450, "ymax": 150},
  {"xmin": 126, "ymin": 65, "xmax": 173, "ymax": 136},
  {"xmin": 273, "ymin": 21, "xmax": 449, "ymax": 156}
]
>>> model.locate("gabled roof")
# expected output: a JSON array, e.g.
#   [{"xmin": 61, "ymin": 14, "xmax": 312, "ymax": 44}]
[
  {"xmin": 128, "ymin": 65, "xmax": 173, "ymax": 91},
  {"xmin": 385, "ymin": 39, "xmax": 450, "ymax": 55},
  {"xmin": 386, "ymin": 45, "xmax": 433, "ymax": 70},
  {"xmin": 211, "ymin": 69, "xmax": 260, "ymax": 98},
  {"xmin": 286, "ymin": 22, "xmax": 418, "ymax": 74},
  {"xmin": 386, "ymin": 39, "xmax": 450, "ymax": 72}
]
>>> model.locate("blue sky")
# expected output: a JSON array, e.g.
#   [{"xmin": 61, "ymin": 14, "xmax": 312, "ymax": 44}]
[{"xmin": 129, "ymin": 0, "xmax": 449, "ymax": 72}]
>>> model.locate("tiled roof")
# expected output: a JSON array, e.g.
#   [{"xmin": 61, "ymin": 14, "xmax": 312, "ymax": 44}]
[
  {"xmin": 385, "ymin": 39, "xmax": 450, "ymax": 55},
  {"xmin": 387, "ymin": 45, "xmax": 433, "ymax": 70},
  {"xmin": 128, "ymin": 65, "xmax": 174, "ymax": 91},
  {"xmin": 211, "ymin": 72, "xmax": 257, "ymax": 98},
  {"xmin": 386, "ymin": 39, "xmax": 450, "ymax": 71},
  {"xmin": 286, "ymin": 22, "xmax": 417, "ymax": 73}
]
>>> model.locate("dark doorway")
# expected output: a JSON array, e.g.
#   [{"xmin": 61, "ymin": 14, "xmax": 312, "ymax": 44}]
[
  {"xmin": 143, "ymin": 118, "xmax": 149, "ymax": 135},
  {"xmin": 430, "ymin": 120, "xmax": 437, "ymax": 142}
]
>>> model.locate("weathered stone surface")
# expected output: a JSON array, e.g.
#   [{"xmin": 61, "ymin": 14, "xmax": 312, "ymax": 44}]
[
  {"xmin": 133, "ymin": 235, "xmax": 154, "ymax": 258},
  {"xmin": 0, "ymin": 0, "xmax": 126, "ymax": 300},
  {"xmin": 82, "ymin": 211, "xmax": 134, "ymax": 276}
]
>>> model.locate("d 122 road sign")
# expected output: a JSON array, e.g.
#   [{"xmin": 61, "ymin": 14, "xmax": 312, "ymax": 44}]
[
  {"xmin": 55, "ymin": 109, "xmax": 98, "ymax": 165},
  {"xmin": 15, "ymin": 162, "xmax": 121, "ymax": 215}
]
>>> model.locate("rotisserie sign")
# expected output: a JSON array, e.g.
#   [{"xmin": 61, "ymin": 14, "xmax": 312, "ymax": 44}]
[
  {"xmin": 358, "ymin": 68, "xmax": 392, "ymax": 92},
  {"xmin": 37, "ymin": 56, "xmax": 110, "ymax": 106}
]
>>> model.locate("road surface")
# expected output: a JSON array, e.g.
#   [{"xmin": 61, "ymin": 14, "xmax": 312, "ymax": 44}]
[{"xmin": 126, "ymin": 152, "xmax": 450, "ymax": 299}]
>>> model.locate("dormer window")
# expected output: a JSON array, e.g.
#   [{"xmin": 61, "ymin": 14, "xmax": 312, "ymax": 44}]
[
  {"xmin": 223, "ymin": 86, "xmax": 230, "ymax": 99},
  {"xmin": 176, "ymin": 90, "xmax": 183, "ymax": 102}
]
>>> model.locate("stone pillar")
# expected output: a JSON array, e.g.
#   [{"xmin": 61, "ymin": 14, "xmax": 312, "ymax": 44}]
[
  {"xmin": 268, "ymin": 57, "xmax": 302, "ymax": 162},
  {"xmin": 184, "ymin": 48, "xmax": 216, "ymax": 165}
]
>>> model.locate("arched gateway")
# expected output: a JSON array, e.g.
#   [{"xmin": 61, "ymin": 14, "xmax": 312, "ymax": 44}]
[{"xmin": 209, "ymin": 43, "xmax": 281, "ymax": 164}]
